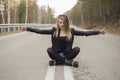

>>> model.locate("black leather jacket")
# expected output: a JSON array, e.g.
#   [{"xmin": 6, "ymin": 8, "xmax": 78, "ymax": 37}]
[{"xmin": 27, "ymin": 27, "xmax": 100, "ymax": 54}]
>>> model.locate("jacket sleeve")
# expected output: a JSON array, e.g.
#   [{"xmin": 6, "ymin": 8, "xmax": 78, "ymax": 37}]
[
  {"xmin": 26, "ymin": 27, "xmax": 56, "ymax": 35},
  {"xmin": 72, "ymin": 28, "xmax": 100, "ymax": 36}
]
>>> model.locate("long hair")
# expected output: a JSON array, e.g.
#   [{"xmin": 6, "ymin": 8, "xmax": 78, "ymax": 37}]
[{"xmin": 54, "ymin": 15, "xmax": 72, "ymax": 40}]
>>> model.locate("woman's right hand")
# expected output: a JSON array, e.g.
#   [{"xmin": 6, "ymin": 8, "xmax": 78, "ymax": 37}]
[{"xmin": 20, "ymin": 26, "xmax": 27, "ymax": 31}]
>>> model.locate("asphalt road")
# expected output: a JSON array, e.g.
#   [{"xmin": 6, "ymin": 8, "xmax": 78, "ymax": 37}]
[{"xmin": 0, "ymin": 27, "xmax": 120, "ymax": 80}]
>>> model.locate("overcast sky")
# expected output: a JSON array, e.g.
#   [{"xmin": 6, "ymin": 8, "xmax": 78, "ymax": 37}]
[{"xmin": 37, "ymin": 0, "xmax": 77, "ymax": 17}]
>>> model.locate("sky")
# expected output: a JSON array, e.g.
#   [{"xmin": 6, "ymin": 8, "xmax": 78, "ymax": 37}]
[{"xmin": 37, "ymin": 0, "xmax": 77, "ymax": 17}]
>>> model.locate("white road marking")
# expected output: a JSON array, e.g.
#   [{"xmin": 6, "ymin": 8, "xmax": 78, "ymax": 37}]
[
  {"xmin": 45, "ymin": 66, "xmax": 75, "ymax": 80},
  {"xmin": 64, "ymin": 66, "xmax": 75, "ymax": 80},
  {"xmin": 45, "ymin": 66, "xmax": 55, "ymax": 80}
]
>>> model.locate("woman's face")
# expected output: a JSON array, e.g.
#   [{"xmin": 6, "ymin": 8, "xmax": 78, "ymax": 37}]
[{"xmin": 58, "ymin": 18, "xmax": 66, "ymax": 30}]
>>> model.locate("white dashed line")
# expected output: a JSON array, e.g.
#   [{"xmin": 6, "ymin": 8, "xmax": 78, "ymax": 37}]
[
  {"xmin": 64, "ymin": 66, "xmax": 75, "ymax": 80},
  {"xmin": 45, "ymin": 66, "xmax": 55, "ymax": 80},
  {"xmin": 45, "ymin": 66, "xmax": 75, "ymax": 80}
]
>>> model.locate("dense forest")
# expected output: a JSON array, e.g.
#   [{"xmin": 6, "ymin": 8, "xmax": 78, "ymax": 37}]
[
  {"xmin": 0, "ymin": 0, "xmax": 54, "ymax": 24},
  {"xmin": 0, "ymin": 0, "xmax": 120, "ymax": 34},
  {"xmin": 66, "ymin": 0, "xmax": 120, "ymax": 34}
]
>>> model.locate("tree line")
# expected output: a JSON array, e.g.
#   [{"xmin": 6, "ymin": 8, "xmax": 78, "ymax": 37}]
[
  {"xmin": 66, "ymin": 0, "xmax": 120, "ymax": 28},
  {"xmin": 0, "ymin": 0, "xmax": 55, "ymax": 24},
  {"xmin": 1, "ymin": 0, "xmax": 119, "ymax": 28}
]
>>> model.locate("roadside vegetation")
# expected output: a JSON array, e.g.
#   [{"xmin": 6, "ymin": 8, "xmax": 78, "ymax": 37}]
[{"xmin": 0, "ymin": 0, "xmax": 120, "ymax": 35}]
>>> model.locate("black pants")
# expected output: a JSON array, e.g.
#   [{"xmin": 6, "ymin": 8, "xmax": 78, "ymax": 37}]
[{"xmin": 47, "ymin": 47, "xmax": 80, "ymax": 62}]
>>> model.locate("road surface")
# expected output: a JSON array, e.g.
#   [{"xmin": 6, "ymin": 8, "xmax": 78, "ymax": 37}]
[{"xmin": 0, "ymin": 26, "xmax": 120, "ymax": 80}]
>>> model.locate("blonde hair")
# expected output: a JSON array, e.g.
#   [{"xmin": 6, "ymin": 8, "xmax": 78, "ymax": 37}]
[{"xmin": 54, "ymin": 15, "xmax": 72, "ymax": 40}]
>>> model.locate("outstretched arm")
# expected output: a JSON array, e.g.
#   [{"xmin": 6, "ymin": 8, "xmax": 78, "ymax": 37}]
[
  {"xmin": 21, "ymin": 26, "xmax": 55, "ymax": 35},
  {"xmin": 72, "ymin": 27, "xmax": 106, "ymax": 36}
]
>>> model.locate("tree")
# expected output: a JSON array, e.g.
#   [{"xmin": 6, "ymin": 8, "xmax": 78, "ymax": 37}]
[
  {"xmin": 18, "ymin": 0, "xmax": 26, "ymax": 23},
  {"xmin": 47, "ymin": 6, "xmax": 54, "ymax": 23},
  {"xmin": 66, "ymin": 0, "xmax": 120, "ymax": 28}
]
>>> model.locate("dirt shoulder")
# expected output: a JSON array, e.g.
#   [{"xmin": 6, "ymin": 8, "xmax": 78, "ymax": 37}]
[
  {"xmin": 90, "ymin": 25, "xmax": 120, "ymax": 36},
  {"xmin": 75, "ymin": 21, "xmax": 120, "ymax": 36}
]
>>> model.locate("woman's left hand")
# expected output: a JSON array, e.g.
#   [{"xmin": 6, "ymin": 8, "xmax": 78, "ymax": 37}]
[{"xmin": 100, "ymin": 27, "xmax": 106, "ymax": 35}]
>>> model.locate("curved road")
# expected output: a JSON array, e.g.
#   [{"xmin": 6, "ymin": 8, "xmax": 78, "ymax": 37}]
[{"xmin": 0, "ymin": 26, "xmax": 120, "ymax": 80}]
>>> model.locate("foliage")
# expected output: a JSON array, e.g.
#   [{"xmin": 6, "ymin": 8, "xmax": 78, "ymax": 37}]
[
  {"xmin": 0, "ymin": 0, "xmax": 55, "ymax": 23},
  {"xmin": 18, "ymin": 1, "xmax": 26, "ymax": 23},
  {"xmin": 66, "ymin": 0, "xmax": 120, "ymax": 27}
]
